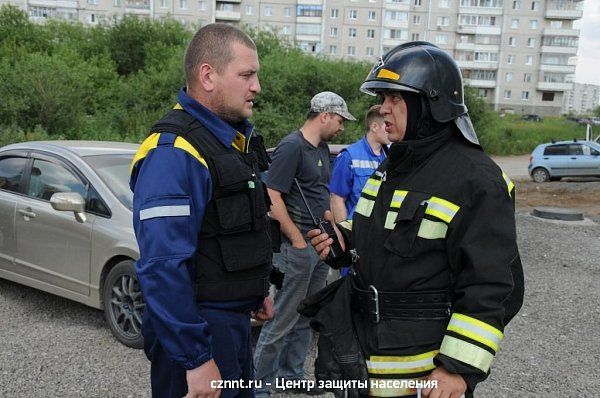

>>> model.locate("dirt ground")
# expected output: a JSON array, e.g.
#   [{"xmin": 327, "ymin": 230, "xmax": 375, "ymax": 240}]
[{"xmin": 514, "ymin": 178, "xmax": 600, "ymax": 216}]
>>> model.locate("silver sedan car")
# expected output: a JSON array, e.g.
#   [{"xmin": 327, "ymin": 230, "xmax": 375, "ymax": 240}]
[{"xmin": 0, "ymin": 141, "xmax": 143, "ymax": 348}]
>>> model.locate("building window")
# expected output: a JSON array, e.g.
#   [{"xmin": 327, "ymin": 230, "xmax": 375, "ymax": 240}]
[
  {"xmin": 523, "ymin": 73, "xmax": 532, "ymax": 83},
  {"xmin": 415, "ymin": 0, "xmax": 422, "ymax": 5},
  {"xmin": 366, "ymin": 47, "xmax": 374, "ymax": 56},
  {"xmin": 437, "ymin": 16, "xmax": 450, "ymax": 27},
  {"xmin": 330, "ymin": 27, "xmax": 338, "ymax": 37},
  {"xmin": 435, "ymin": 34, "xmax": 448, "ymax": 44},
  {"xmin": 348, "ymin": 46, "xmax": 356, "ymax": 56},
  {"xmin": 542, "ymin": 92, "xmax": 555, "ymax": 102},
  {"xmin": 504, "ymin": 90, "xmax": 512, "ymax": 99},
  {"xmin": 330, "ymin": 45, "xmax": 337, "ymax": 54},
  {"xmin": 478, "ymin": 89, "xmax": 488, "ymax": 98},
  {"xmin": 199, "ymin": 0, "xmax": 205, "ymax": 11},
  {"xmin": 521, "ymin": 91, "xmax": 529, "ymax": 100},
  {"xmin": 507, "ymin": 54, "xmax": 515, "ymax": 64},
  {"xmin": 284, "ymin": 7, "xmax": 291, "ymax": 17},
  {"xmin": 368, "ymin": 11, "xmax": 376, "ymax": 20},
  {"xmin": 531, "ymin": 1, "xmax": 538, "ymax": 11},
  {"xmin": 160, "ymin": 0, "xmax": 167, "ymax": 8},
  {"xmin": 527, "ymin": 38, "xmax": 535, "ymax": 48},
  {"xmin": 550, "ymin": 21, "xmax": 562, "ymax": 29},
  {"xmin": 509, "ymin": 37, "xmax": 516, "ymax": 46},
  {"xmin": 349, "ymin": 28, "xmax": 357, "ymax": 37},
  {"xmin": 511, "ymin": 19, "xmax": 519, "ymax": 29},
  {"xmin": 349, "ymin": 10, "xmax": 357, "ymax": 19},
  {"xmin": 413, "ymin": 15, "xmax": 421, "ymax": 24},
  {"xmin": 367, "ymin": 29, "xmax": 375, "ymax": 38},
  {"xmin": 386, "ymin": 11, "xmax": 408, "ymax": 22},
  {"xmin": 331, "ymin": 8, "xmax": 339, "ymax": 18},
  {"xmin": 282, "ymin": 26, "xmax": 290, "ymax": 35},
  {"xmin": 529, "ymin": 20, "xmax": 538, "ymax": 29},
  {"xmin": 512, "ymin": 0, "xmax": 520, "ymax": 9},
  {"xmin": 114, "ymin": 0, "xmax": 122, "ymax": 7},
  {"xmin": 506, "ymin": 72, "xmax": 513, "ymax": 82},
  {"xmin": 179, "ymin": 0, "xmax": 187, "ymax": 10},
  {"xmin": 245, "ymin": 5, "xmax": 252, "ymax": 14},
  {"xmin": 412, "ymin": 33, "xmax": 420, "ymax": 40},
  {"xmin": 384, "ymin": 29, "xmax": 408, "ymax": 40},
  {"xmin": 87, "ymin": 0, "xmax": 98, "ymax": 4},
  {"xmin": 264, "ymin": 6, "xmax": 272, "ymax": 16},
  {"xmin": 439, "ymin": 0, "xmax": 450, "ymax": 8},
  {"xmin": 525, "ymin": 55, "xmax": 533, "ymax": 65},
  {"xmin": 297, "ymin": 24, "xmax": 321, "ymax": 36}
]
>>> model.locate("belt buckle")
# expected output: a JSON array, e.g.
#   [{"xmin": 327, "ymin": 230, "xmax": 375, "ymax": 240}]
[{"xmin": 368, "ymin": 285, "xmax": 380, "ymax": 324}]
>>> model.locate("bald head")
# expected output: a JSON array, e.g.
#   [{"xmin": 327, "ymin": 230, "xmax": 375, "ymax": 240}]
[{"xmin": 184, "ymin": 23, "xmax": 256, "ymax": 87}]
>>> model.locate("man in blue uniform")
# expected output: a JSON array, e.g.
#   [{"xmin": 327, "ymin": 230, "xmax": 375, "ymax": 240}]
[
  {"xmin": 130, "ymin": 24, "xmax": 274, "ymax": 398},
  {"xmin": 330, "ymin": 105, "xmax": 389, "ymax": 223}
]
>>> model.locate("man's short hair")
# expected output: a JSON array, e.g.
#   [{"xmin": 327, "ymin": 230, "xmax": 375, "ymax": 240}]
[
  {"xmin": 366, "ymin": 105, "xmax": 383, "ymax": 131},
  {"xmin": 184, "ymin": 23, "xmax": 256, "ymax": 86}
]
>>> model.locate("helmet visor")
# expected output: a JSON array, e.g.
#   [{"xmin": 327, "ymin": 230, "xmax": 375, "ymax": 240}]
[{"xmin": 360, "ymin": 80, "xmax": 420, "ymax": 96}]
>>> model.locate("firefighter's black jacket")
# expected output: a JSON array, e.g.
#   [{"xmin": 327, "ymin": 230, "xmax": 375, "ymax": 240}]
[{"xmin": 339, "ymin": 127, "xmax": 524, "ymax": 395}]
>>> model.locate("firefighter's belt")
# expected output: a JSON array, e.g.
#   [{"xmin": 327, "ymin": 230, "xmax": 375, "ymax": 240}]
[{"xmin": 353, "ymin": 283, "xmax": 451, "ymax": 323}]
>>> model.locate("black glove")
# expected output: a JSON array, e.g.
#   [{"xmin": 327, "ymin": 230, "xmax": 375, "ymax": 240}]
[{"xmin": 315, "ymin": 331, "xmax": 369, "ymax": 398}]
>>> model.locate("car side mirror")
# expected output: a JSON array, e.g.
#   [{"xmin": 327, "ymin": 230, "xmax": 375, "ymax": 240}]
[{"xmin": 50, "ymin": 192, "xmax": 87, "ymax": 223}]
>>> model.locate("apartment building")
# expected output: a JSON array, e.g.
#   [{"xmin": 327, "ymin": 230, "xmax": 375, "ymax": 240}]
[
  {"xmin": 2, "ymin": 0, "xmax": 584, "ymax": 115},
  {"xmin": 563, "ymin": 82, "xmax": 600, "ymax": 115}
]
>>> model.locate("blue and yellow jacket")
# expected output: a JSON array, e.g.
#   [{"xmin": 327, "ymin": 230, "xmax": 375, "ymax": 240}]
[{"xmin": 129, "ymin": 88, "xmax": 258, "ymax": 370}]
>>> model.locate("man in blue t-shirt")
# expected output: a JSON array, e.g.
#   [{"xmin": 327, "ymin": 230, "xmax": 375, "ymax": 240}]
[{"xmin": 330, "ymin": 105, "xmax": 389, "ymax": 223}]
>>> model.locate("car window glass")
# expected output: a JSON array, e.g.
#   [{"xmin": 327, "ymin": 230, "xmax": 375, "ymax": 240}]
[
  {"xmin": 0, "ymin": 157, "xmax": 28, "ymax": 193},
  {"xmin": 27, "ymin": 159, "xmax": 87, "ymax": 201},
  {"xmin": 543, "ymin": 145, "xmax": 567, "ymax": 156},
  {"xmin": 581, "ymin": 145, "xmax": 592, "ymax": 156},
  {"xmin": 568, "ymin": 144, "xmax": 583, "ymax": 156}
]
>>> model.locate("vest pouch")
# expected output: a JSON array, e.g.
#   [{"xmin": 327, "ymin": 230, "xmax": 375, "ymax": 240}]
[
  {"xmin": 215, "ymin": 193, "xmax": 252, "ymax": 234},
  {"xmin": 212, "ymin": 153, "xmax": 253, "ymax": 192},
  {"xmin": 376, "ymin": 319, "xmax": 446, "ymax": 350},
  {"xmin": 382, "ymin": 192, "xmax": 425, "ymax": 258},
  {"xmin": 217, "ymin": 230, "xmax": 271, "ymax": 272}
]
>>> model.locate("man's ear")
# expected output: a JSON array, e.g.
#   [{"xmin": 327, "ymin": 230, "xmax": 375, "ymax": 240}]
[
  {"xmin": 198, "ymin": 63, "xmax": 216, "ymax": 92},
  {"xmin": 319, "ymin": 112, "xmax": 330, "ymax": 124}
]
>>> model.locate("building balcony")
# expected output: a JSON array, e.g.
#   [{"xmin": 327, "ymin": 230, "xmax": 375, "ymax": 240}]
[
  {"xmin": 219, "ymin": 0, "xmax": 241, "ymax": 3},
  {"xmin": 456, "ymin": 43, "xmax": 500, "ymax": 52},
  {"xmin": 383, "ymin": 37, "xmax": 407, "ymax": 47},
  {"xmin": 458, "ymin": 6, "xmax": 503, "ymax": 16},
  {"xmin": 299, "ymin": 0, "xmax": 324, "ymax": 5},
  {"xmin": 297, "ymin": 16, "xmax": 322, "ymax": 24},
  {"xmin": 296, "ymin": 34, "xmax": 321, "ymax": 43},
  {"xmin": 384, "ymin": 2, "xmax": 410, "ymax": 11},
  {"xmin": 456, "ymin": 60, "xmax": 498, "ymax": 70},
  {"xmin": 215, "ymin": 10, "xmax": 240, "ymax": 21},
  {"xmin": 383, "ymin": 20, "xmax": 409, "ymax": 29},
  {"xmin": 457, "ymin": 25, "xmax": 501, "ymax": 35},
  {"xmin": 540, "ymin": 64, "xmax": 576, "ymax": 73},
  {"xmin": 543, "ymin": 28, "xmax": 580, "ymax": 37},
  {"xmin": 29, "ymin": 0, "xmax": 78, "ymax": 8},
  {"xmin": 537, "ymin": 81, "xmax": 573, "ymax": 91},
  {"xmin": 465, "ymin": 78, "xmax": 497, "ymax": 89},
  {"xmin": 545, "ymin": 8, "xmax": 583, "ymax": 20},
  {"xmin": 540, "ymin": 45, "xmax": 578, "ymax": 55}
]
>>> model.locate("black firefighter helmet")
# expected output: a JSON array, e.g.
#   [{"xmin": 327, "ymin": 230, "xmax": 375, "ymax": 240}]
[{"xmin": 360, "ymin": 41, "xmax": 479, "ymax": 146}]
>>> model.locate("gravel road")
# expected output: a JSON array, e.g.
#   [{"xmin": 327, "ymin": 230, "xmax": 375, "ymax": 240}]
[{"xmin": 1, "ymin": 211, "xmax": 599, "ymax": 397}]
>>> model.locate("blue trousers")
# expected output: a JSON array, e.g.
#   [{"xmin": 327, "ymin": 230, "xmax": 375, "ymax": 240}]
[{"xmin": 143, "ymin": 306, "xmax": 255, "ymax": 398}]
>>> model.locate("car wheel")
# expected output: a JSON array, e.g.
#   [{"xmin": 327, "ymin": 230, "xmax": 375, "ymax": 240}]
[
  {"xmin": 532, "ymin": 168, "xmax": 550, "ymax": 183},
  {"xmin": 103, "ymin": 260, "xmax": 144, "ymax": 349}
]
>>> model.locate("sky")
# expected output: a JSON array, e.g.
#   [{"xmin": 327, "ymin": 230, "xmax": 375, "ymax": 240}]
[{"xmin": 574, "ymin": 0, "xmax": 600, "ymax": 85}]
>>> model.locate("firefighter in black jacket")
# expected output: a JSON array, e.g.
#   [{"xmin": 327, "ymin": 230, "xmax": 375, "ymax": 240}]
[{"xmin": 306, "ymin": 42, "xmax": 524, "ymax": 398}]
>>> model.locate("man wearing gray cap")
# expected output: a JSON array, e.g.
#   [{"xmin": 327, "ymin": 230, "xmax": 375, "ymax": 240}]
[{"xmin": 253, "ymin": 91, "xmax": 355, "ymax": 397}]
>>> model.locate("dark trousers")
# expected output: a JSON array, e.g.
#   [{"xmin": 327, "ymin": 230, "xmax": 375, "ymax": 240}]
[{"xmin": 144, "ymin": 306, "xmax": 255, "ymax": 398}]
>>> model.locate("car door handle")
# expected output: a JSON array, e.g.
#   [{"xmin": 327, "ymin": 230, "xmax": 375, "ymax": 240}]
[
  {"xmin": 18, "ymin": 208, "xmax": 36, "ymax": 218},
  {"xmin": 570, "ymin": 157, "xmax": 577, "ymax": 160}
]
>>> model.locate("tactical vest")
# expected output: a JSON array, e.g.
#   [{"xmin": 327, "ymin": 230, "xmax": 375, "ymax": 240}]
[{"xmin": 151, "ymin": 109, "xmax": 272, "ymax": 302}]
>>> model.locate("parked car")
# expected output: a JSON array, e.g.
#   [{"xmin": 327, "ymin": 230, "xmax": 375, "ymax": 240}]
[
  {"xmin": 522, "ymin": 114, "xmax": 543, "ymax": 122},
  {"xmin": 528, "ymin": 140, "xmax": 600, "ymax": 182},
  {"xmin": 0, "ymin": 141, "xmax": 143, "ymax": 348}
]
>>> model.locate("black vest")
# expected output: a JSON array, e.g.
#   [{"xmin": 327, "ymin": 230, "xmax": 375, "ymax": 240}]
[{"xmin": 151, "ymin": 109, "xmax": 272, "ymax": 301}]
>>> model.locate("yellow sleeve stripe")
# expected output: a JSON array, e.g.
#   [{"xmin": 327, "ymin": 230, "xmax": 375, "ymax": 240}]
[
  {"xmin": 452, "ymin": 313, "xmax": 504, "ymax": 339},
  {"xmin": 448, "ymin": 313, "xmax": 503, "ymax": 352},
  {"xmin": 130, "ymin": 132, "xmax": 160, "ymax": 173},
  {"xmin": 440, "ymin": 335, "xmax": 495, "ymax": 373},
  {"xmin": 174, "ymin": 136, "xmax": 208, "ymax": 168}
]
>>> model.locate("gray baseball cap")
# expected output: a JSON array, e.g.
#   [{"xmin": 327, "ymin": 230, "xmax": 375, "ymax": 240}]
[{"xmin": 310, "ymin": 91, "xmax": 356, "ymax": 121}]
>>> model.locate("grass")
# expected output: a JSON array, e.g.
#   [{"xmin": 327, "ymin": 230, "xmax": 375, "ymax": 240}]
[{"xmin": 478, "ymin": 114, "xmax": 589, "ymax": 155}]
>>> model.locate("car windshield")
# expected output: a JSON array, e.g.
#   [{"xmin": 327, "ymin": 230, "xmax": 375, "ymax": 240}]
[{"xmin": 82, "ymin": 154, "xmax": 134, "ymax": 210}]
